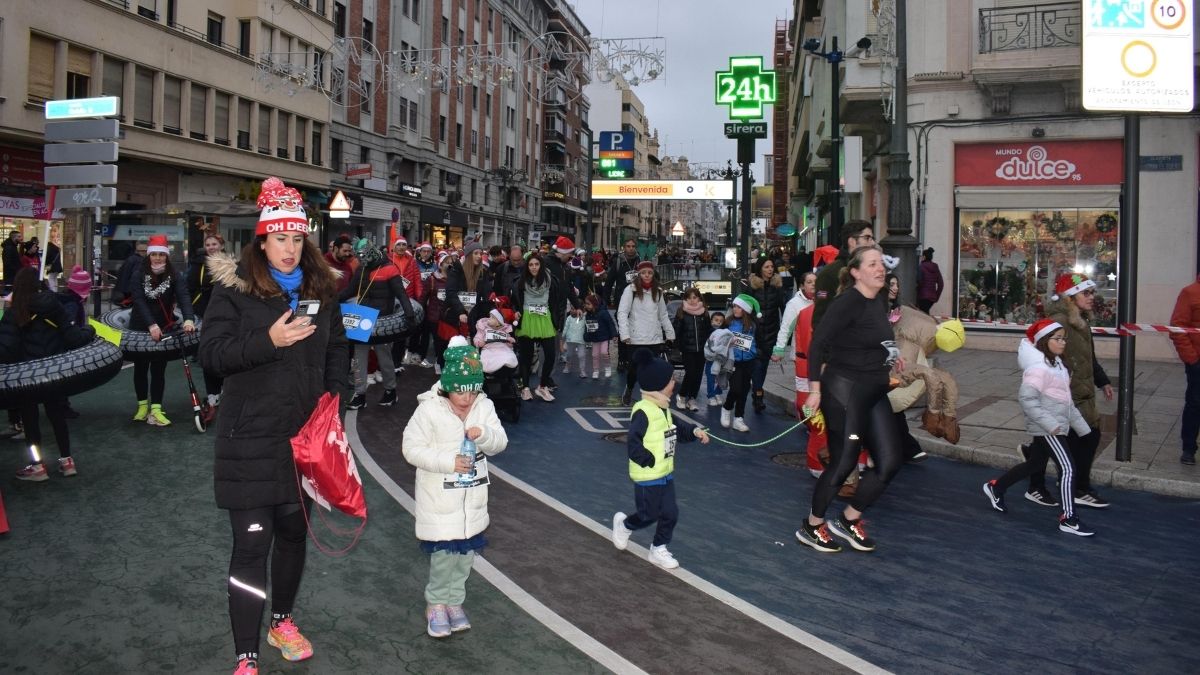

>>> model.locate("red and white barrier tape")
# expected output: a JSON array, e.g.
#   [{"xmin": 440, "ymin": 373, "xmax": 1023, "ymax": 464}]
[{"xmin": 933, "ymin": 316, "xmax": 1200, "ymax": 337}]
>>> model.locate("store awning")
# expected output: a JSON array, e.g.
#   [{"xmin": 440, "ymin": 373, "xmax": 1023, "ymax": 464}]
[
  {"xmin": 954, "ymin": 186, "xmax": 1121, "ymax": 209},
  {"xmin": 543, "ymin": 201, "xmax": 588, "ymax": 215},
  {"xmin": 110, "ymin": 201, "xmax": 261, "ymax": 216}
]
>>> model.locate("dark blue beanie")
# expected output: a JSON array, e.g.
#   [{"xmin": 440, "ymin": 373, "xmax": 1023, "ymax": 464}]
[{"xmin": 633, "ymin": 348, "xmax": 673, "ymax": 393}]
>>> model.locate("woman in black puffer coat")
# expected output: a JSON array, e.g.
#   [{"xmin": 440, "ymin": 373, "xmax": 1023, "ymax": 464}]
[
  {"xmin": 748, "ymin": 257, "xmax": 787, "ymax": 413},
  {"xmin": 129, "ymin": 237, "xmax": 195, "ymax": 427},
  {"xmin": 671, "ymin": 287, "xmax": 712, "ymax": 411},
  {"xmin": 0, "ymin": 268, "xmax": 93, "ymax": 481},
  {"xmin": 199, "ymin": 215, "xmax": 347, "ymax": 672}
]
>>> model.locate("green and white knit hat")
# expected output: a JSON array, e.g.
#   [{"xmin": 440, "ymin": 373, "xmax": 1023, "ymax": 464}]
[
  {"xmin": 440, "ymin": 336, "xmax": 484, "ymax": 393},
  {"xmin": 731, "ymin": 293, "xmax": 761, "ymax": 318}
]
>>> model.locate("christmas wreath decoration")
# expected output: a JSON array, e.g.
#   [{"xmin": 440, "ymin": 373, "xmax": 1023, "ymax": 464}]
[
  {"xmin": 985, "ymin": 216, "xmax": 1012, "ymax": 240},
  {"xmin": 1044, "ymin": 210, "xmax": 1072, "ymax": 240},
  {"xmin": 1094, "ymin": 212, "xmax": 1117, "ymax": 234}
]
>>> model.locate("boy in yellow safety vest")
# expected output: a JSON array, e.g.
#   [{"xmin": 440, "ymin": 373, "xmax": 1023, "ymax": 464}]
[{"xmin": 611, "ymin": 348, "xmax": 709, "ymax": 569}]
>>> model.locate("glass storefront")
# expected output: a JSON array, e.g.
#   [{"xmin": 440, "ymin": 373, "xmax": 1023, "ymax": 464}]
[
  {"xmin": 957, "ymin": 207, "xmax": 1120, "ymax": 327},
  {"xmin": 428, "ymin": 224, "xmax": 465, "ymax": 250}
]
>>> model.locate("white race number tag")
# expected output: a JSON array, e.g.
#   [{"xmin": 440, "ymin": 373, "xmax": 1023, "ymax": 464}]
[{"xmin": 731, "ymin": 332, "xmax": 753, "ymax": 351}]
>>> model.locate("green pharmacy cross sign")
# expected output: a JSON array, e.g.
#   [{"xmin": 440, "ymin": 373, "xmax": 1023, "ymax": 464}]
[{"xmin": 715, "ymin": 56, "xmax": 777, "ymax": 120}]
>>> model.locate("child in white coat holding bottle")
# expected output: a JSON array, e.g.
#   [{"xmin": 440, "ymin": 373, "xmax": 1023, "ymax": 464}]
[{"xmin": 403, "ymin": 335, "xmax": 508, "ymax": 637}]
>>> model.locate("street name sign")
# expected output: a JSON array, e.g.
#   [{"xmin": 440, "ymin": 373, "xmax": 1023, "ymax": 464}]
[
  {"xmin": 1082, "ymin": 0, "xmax": 1193, "ymax": 111},
  {"xmin": 591, "ymin": 180, "xmax": 734, "ymax": 201},
  {"xmin": 715, "ymin": 56, "xmax": 777, "ymax": 120},
  {"xmin": 45, "ymin": 96, "xmax": 120, "ymax": 120}
]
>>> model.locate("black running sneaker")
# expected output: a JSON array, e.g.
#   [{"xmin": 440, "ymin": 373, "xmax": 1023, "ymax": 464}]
[
  {"xmin": 347, "ymin": 393, "xmax": 367, "ymax": 410},
  {"xmin": 983, "ymin": 480, "xmax": 1007, "ymax": 513},
  {"xmin": 1024, "ymin": 487, "xmax": 1060, "ymax": 507},
  {"xmin": 1073, "ymin": 490, "xmax": 1110, "ymax": 509},
  {"xmin": 795, "ymin": 522, "xmax": 842, "ymax": 553},
  {"xmin": 826, "ymin": 515, "xmax": 876, "ymax": 552},
  {"xmin": 378, "ymin": 389, "xmax": 397, "ymax": 407},
  {"xmin": 1059, "ymin": 515, "xmax": 1095, "ymax": 537}
]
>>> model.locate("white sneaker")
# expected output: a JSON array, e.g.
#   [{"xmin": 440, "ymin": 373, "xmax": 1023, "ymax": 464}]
[
  {"xmin": 647, "ymin": 544, "xmax": 679, "ymax": 569},
  {"xmin": 419, "ymin": 359, "xmax": 434, "ymax": 369},
  {"xmin": 686, "ymin": 398, "xmax": 700, "ymax": 411},
  {"xmin": 611, "ymin": 512, "xmax": 632, "ymax": 550},
  {"xmin": 562, "ymin": 364, "xmax": 570, "ymax": 374},
  {"xmin": 732, "ymin": 417, "xmax": 750, "ymax": 432},
  {"xmin": 605, "ymin": 367, "xmax": 612, "ymax": 378},
  {"xmin": 520, "ymin": 387, "xmax": 533, "ymax": 401},
  {"xmin": 707, "ymin": 396, "xmax": 721, "ymax": 406},
  {"xmin": 535, "ymin": 386, "xmax": 556, "ymax": 402},
  {"xmin": 720, "ymin": 408, "xmax": 732, "ymax": 428},
  {"xmin": 675, "ymin": 394, "xmax": 687, "ymax": 409},
  {"xmin": 593, "ymin": 371, "xmax": 600, "ymax": 380},
  {"xmin": 716, "ymin": 393, "xmax": 726, "ymax": 405}
]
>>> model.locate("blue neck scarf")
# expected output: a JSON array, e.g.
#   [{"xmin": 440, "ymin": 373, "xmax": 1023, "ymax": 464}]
[{"xmin": 269, "ymin": 265, "xmax": 304, "ymax": 311}]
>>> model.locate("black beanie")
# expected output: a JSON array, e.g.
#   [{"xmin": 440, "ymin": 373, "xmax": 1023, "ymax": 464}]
[{"xmin": 633, "ymin": 348, "xmax": 673, "ymax": 393}]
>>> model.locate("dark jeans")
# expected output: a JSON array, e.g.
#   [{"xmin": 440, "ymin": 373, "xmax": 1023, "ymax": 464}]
[
  {"xmin": 680, "ymin": 351, "xmax": 705, "ymax": 399},
  {"xmin": 810, "ymin": 372, "xmax": 904, "ymax": 519},
  {"xmin": 623, "ymin": 480, "xmax": 678, "ymax": 546},
  {"xmin": 20, "ymin": 397, "xmax": 71, "ymax": 460},
  {"xmin": 228, "ymin": 501, "xmax": 309, "ymax": 659},
  {"xmin": 750, "ymin": 349, "xmax": 771, "ymax": 394},
  {"xmin": 1183, "ymin": 362, "xmax": 1200, "ymax": 455},
  {"xmin": 517, "ymin": 335, "xmax": 556, "ymax": 389},
  {"xmin": 133, "ymin": 358, "xmax": 167, "ymax": 404},
  {"xmin": 408, "ymin": 321, "xmax": 432, "ymax": 361}
]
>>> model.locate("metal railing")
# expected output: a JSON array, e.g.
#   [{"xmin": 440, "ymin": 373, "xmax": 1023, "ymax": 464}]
[
  {"xmin": 655, "ymin": 263, "xmax": 726, "ymax": 284},
  {"xmin": 978, "ymin": 2, "xmax": 1080, "ymax": 53}
]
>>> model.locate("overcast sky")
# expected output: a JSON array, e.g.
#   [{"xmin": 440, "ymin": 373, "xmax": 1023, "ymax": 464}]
[{"xmin": 570, "ymin": 0, "xmax": 792, "ymax": 179}]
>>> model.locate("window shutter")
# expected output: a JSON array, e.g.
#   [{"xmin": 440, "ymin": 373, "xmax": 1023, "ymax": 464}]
[
  {"xmin": 67, "ymin": 45, "xmax": 93, "ymax": 76},
  {"xmin": 27, "ymin": 34, "xmax": 56, "ymax": 103}
]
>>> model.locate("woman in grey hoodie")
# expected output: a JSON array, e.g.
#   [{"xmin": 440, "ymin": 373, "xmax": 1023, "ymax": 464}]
[{"xmin": 982, "ymin": 319, "xmax": 1094, "ymax": 537}]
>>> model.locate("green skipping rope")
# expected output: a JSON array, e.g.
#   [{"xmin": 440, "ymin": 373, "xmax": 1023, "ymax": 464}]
[{"xmin": 700, "ymin": 409, "xmax": 817, "ymax": 448}]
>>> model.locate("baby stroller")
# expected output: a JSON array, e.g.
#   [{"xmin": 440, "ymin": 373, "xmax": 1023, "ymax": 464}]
[{"xmin": 484, "ymin": 365, "xmax": 521, "ymax": 424}]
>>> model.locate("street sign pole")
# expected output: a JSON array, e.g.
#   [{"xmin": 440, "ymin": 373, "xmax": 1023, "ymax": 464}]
[{"xmin": 1117, "ymin": 115, "xmax": 1139, "ymax": 463}]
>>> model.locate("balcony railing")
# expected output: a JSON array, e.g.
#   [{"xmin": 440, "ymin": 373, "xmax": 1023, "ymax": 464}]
[{"xmin": 979, "ymin": 2, "xmax": 1080, "ymax": 53}]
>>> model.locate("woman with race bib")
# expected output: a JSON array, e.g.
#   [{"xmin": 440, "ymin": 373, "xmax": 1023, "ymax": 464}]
[
  {"xmin": 443, "ymin": 241, "xmax": 492, "ymax": 343},
  {"xmin": 512, "ymin": 252, "xmax": 565, "ymax": 402},
  {"xmin": 617, "ymin": 261, "xmax": 674, "ymax": 407}
]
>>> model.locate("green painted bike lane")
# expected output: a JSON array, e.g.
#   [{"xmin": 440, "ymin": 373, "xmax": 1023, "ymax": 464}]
[{"xmin": 0, "ymin": 365, "xmax": 608, "ymax": 674}]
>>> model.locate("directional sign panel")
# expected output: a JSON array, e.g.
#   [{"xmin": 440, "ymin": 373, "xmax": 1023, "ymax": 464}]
[
  {"xmin": 44, "ymin": 141, "xmax": 119, "ymax": 164},
  {"xmin": 44, "ymin": 119, "xmax": 121, "ymax": 142},
  {"xmin": 591, "ymin": 180, "xmax": 734, "ymax": 201},
  {"xmin": 44, "ymin": 164, "xmax": 118, "ymax": 186},
  {"xmin": 1083, "ymin": 0, "xmax": 1193, "ymax": 111},
  {"xmin": 52, "ymin": 187, "xmax": 117, "ymax": 208}
]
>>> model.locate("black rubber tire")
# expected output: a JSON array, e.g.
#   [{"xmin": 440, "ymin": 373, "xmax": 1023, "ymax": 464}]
[
  {"xmin": 0, "ymin": 339, "xmax": 125, "ymax": 408},
  {"xmin": 101, "ymin": 308, "xmax": 200, "ymax": 359},
  {"xmin": 365, "ymin": 305, "xmax": 425, "ymax": 345}
]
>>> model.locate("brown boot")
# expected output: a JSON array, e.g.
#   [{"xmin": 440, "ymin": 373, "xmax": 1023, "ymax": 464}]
[
  {"xmin": 922, "ymin": 409, "xmax": 943, "ymax": 438},
  {"xmin": 942, "ymin": 416, "xmax": 961, "ymax": 445}
]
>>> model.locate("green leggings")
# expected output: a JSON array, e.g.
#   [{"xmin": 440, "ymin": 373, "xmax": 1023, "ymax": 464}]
[{"xmin": 425, "ymin": 550, "xmax": 475, "ymax": 605}]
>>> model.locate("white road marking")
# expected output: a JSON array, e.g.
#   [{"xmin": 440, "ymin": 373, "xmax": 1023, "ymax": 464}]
[
  {"xmin": 565, "ymin": 406, "xmax": 706, "ymax": 434},
  {"xmin": 486, "ymin": 463, "xmax": 890, "ymax": 675},
  {"xmin": 345, "ymin": 410, "xmax": 647, "ymax": 675}
]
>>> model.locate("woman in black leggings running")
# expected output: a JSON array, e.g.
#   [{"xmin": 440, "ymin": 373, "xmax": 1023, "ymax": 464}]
[{"xmin": 795, "ymin": 245, "xmax": 905, "ymax": 553}]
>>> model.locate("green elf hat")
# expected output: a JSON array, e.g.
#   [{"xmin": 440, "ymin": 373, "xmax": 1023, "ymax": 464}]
[
  {"xmin": 731, "ymin": 293, "xmax": 761, "ymax": 318},
  {"xmin": 440, "ymin": 336, "xmax": 484, "ymax": 393}
]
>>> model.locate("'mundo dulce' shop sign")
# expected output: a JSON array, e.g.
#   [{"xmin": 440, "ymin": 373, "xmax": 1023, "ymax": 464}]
[{"xmin": 955, "ymin": 139, "xmax": 1124, "ymax": 186}]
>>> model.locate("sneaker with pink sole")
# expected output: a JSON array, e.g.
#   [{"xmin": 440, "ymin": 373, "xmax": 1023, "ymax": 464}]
[{"xmin": 267, "ymin": 618, "xmax": 313, "ymax": 661}]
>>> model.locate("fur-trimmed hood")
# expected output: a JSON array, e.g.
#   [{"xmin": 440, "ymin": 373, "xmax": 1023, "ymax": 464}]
[
  {"xmin": 205, "ymin": 251, "xmax": 341, "ymax": 295},
  {"xmin": 1045, "ymin": 295, "xmax": 1088, "ymax": 331},
  {"xmin": 749, "ymin": 272, "xmax": 783, "ymax": 290}
]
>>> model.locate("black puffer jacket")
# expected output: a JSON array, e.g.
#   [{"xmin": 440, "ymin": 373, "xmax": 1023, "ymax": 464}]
[
  {"xmin": 199, "ymin": 254, "xmax": 349, "ymax": 511},
  {"xmin": 0, "ymin": 291, "xmax": 94, "ymax": 363},
  {"xmin": 748, "ymin": 272, "xmax": 787, "ymax": 351},
  {"xmin": 338, "ymin": 261, "xmax": 416, "ymax": 318},
  {"xmin": 130, "ymin": 265, "xmax": 195, "ymax": 331},
  {"xmin": 443, "ymin": 261, "xmax": 493, "ymax": 326},
  {"xmin": 672, "ymin": 308, "xmax": 713, "ymax": 354}
]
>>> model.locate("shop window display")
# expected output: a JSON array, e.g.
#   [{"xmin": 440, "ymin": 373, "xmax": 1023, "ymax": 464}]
[{"xmin": 957, "ymin": 208, "xmax": 1119, "ymax": 327}]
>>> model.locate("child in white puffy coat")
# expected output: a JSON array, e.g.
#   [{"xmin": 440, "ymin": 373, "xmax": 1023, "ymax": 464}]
[
  {"xmin": 402, "ymin": 336, "xmax": 508, "ymax": 637},
  {"xmin": 982, "ymin": 320, "xmax": 1094, "ymax": 537}
]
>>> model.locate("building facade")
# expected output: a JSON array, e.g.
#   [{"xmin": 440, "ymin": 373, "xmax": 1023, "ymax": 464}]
[{"xmin": 789, "ymin": 0, "xmax": 1200, "ymax": 359}]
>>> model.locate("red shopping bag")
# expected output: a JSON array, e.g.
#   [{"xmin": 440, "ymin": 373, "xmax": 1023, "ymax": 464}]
[{"xmin": 292, "ymin": 392, "xmax": 367, "ymax": 519}]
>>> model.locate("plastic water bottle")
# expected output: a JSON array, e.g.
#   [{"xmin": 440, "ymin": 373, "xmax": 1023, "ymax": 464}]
[{"xmin": 456, "ymin": 435, "xmax": 477, "ymax": 486}]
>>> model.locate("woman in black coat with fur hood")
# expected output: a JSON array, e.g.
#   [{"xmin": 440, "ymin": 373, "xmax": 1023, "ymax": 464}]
[{"xmin": 748, "ymin": 257, "xmax": 787, "ymax": 413}]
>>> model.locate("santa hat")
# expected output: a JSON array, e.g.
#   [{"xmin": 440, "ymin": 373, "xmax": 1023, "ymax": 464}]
[
  {"xmin": 440, "ymin": 336, "xmax": 484, "ymax": 393},
  {"xmin": 436, "ymin": 251, "xmax": 451, "ymax": 266},
  {"xmin": 417, "ymin": 241, "xmax": 433, "ymax": 251},
  {"xmin": 553, "ymin": 236, "xmax": 575, "ymax": 254},
  {"xmin": 393, "ymin": 235, "xmax": 409, "ymax": 247},
  {"xmin": 146, "ymin": 235, "xmax": 170, "ymax": 255},
  {"xmin": 1027, "ymin": 318, "xmax": 1063, "ymax": 344},
  {"xmin": 732, "ymin": 293, "xmax": 761, "ymax": 318},
  {"xmin": 636, "ymin": 260, "xmax": 655, "ymax": 273},
  {"xmin": 1051, "ymin": 273, "xmax": 1095, "ymax": 301},
  {"xmin": 255, "ymin": 177, "xmax": 308, "ymax": 236},
  {"xmin": 67, "ymin": 265, "xmax": 91, "ymax": 299}
]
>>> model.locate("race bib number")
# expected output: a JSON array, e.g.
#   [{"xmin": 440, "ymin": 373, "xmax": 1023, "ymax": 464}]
[
  {"xmin": 442, "ymin": 451, "xmax": 490, "ymax": 490},
  {"xmin": 731, "ymin": 332, "xmax": 753, "ymax": 351},
  {"xmin": 529, "ymin": 304, "xmax": 549, "ymax": 316},
  {"xmin": 485, "ymin": 329, "xmax": 508, "ymax": 344},
  {"xmin": 339, "ymin": 303, "xmax": 380, "ymax": 342},
  {"xmin": 586, "ymin": 320, "xmax": 599, "ymax": 332},
  {"xmin": 401, "ymin": 276, "xmax": 411, "ymax": 288},
  {"xmin": 663, "ymin": 426, "xmax": 677, "ymax": 459},
  {"xmin": 458, "ymin": 292, "xmax": 476, "ymax": 309},
  {"xmin": 421, "ymin": 270, "xmax": 432, "ymax": 280},
  {"xmin": 795, "ymin": 375, "xmax": 811, "ymax": 393},
  {"xmin": 436, "ymin": 289, "xmax": 446, "ymax": 301},
  {"xmin": 625, "ymin": 270, "xmax": 636, "ymax": 283}
]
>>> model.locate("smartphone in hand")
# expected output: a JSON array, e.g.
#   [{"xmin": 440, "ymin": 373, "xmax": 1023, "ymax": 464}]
[{"xmin": 293, "ymin": 300, "xmax": 321, "ymax": 325}]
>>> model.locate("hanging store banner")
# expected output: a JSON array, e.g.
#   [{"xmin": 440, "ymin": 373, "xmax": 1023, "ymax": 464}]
[{"xmin": 954, "ymin": 139, "xmax": 1124, "ymax": 186}]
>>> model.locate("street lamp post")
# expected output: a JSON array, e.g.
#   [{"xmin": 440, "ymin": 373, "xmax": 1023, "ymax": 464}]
[{"xmin": 879, "ymin": 0, "xmax": 919, "ymax": 305}]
